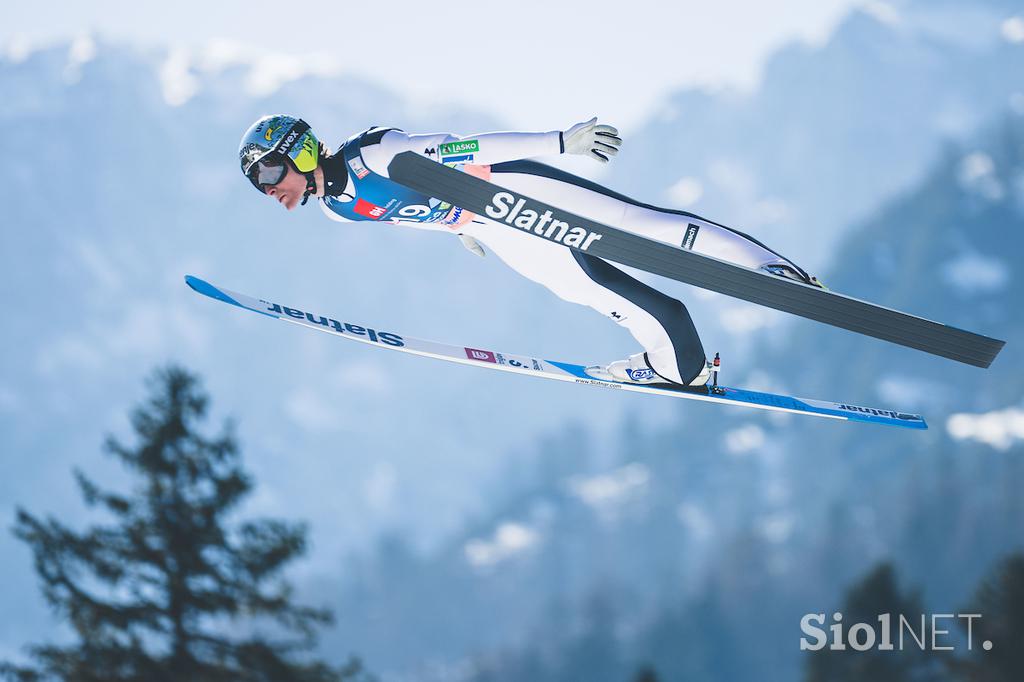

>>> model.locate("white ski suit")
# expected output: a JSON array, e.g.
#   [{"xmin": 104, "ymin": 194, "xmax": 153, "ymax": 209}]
[{"xmin": 317, "ymin": 126, "xmax": 798, "ymax": 384}]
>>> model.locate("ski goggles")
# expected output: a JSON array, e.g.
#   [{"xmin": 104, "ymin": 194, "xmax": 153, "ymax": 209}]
[{"xmin": 247, "ymin": 157, "xmax": 288, "ymax": 192}]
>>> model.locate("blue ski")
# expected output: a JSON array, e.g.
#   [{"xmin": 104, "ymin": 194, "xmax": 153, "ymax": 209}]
[{"xmin": 185, "ymin": 275, "xmax": 927, "ymax": 430}]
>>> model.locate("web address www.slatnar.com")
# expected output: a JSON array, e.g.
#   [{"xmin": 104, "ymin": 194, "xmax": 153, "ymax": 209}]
[{"xmin": 800, "ymin": 612, "xmax": 992, "ymax": 652}]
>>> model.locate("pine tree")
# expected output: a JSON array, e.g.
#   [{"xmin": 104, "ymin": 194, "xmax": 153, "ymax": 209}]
[
  {"xmin": 2, "ymin": 366, "xmax": 370, "ymax": 682},
  {"xmin": 950, "ymin": 553, "xmax": 1024, "ymax": 681}
]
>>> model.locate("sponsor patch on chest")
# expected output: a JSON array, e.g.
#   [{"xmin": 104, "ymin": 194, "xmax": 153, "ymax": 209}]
[
  {"xmin": 353, "ymin": 198, "xmax": 387, "ymax": 220},
  {"xmin": 348, "ymin": 156, "xmax": 370, "ymax": 179}
]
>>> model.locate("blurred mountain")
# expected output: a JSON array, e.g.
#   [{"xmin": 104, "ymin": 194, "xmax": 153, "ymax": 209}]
[
  {"xmin": 609, "ymin": 0, "xmax": 1024, "ymax": 273},
  {"xmin": 318, "ymin": 109, "xmax": 1024, "ymax": 680}
]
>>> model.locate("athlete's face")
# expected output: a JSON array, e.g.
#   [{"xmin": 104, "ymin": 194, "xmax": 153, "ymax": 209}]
[{"xmin": 263, "ymin": 162, "xmax": 308, "ymax": 211}]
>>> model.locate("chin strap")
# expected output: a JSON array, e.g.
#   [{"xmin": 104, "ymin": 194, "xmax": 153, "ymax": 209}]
[{"xmin": 300, "ymin": 172, "xmax": 317, "ymax": 206}]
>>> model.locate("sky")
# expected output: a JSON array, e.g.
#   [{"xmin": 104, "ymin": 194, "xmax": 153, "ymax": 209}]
[{"xmin": 4, "ymin": 0, "xmax": 862, "ymax": 129}]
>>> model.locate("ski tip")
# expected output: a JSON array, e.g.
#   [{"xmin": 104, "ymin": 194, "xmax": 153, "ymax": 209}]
[
  {"xmin": 184, "ymin": 275, "xmax": 243, "ymax": 308},
  {"xmin": 184, "ymin": 274, "xmax": 215, "ymax": 297}
]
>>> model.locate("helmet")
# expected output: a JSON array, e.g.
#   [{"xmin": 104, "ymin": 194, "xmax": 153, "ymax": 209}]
[{"xmin": 238, "ymin": 114, "xmax": 320, "ymax": 194}]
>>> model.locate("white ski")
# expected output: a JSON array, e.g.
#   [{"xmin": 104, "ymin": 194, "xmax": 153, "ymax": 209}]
[{"xmin": 185, "ymin": 275, "xmax": 927, "ymax": 429}]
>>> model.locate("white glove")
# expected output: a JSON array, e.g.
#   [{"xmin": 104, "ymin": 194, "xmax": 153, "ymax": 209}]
[
  {"xmin": 458, "ymin": 233, "xmax": 485, "ymax": 257},
  {"xmin": 561, "ymin": 117, "xmax": 622, "ymax": 163}
]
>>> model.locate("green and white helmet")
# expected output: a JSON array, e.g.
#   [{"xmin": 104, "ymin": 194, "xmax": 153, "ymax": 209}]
[{"xmin": 238, "ymin": 115, "xmax": 320, "ymax": 196}]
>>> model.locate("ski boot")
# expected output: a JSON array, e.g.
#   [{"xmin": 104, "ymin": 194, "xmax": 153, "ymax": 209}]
[
  {"xmin": 761, "ymin": 263, "xmax": 828, "ymax": 290},
  {"xmin": 585, "ymin": 352, "xmax": 660, "ymax": 384},
  {"xmin": 585, "ymin": 352, "xmax": 713, "ymax": 388}
]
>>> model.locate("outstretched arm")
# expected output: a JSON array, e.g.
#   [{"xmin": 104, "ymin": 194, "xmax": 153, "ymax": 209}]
[{"xmin": 361, "ymin": 118, "xmax": 621, "ymax": 176}]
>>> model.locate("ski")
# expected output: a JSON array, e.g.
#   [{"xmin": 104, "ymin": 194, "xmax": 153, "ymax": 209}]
[
  {"xmin": 387, "ymin": 152, "xmax": 1005, "ymax": 369},
  {"xmin": 185, "ymin": 275, "xmax": 927, "ymax": 430}
]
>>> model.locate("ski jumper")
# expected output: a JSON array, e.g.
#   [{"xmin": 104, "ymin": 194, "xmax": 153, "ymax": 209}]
[{"xmin": 318, "ymin": 127, "xmax": 798, "ymax": 384}]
